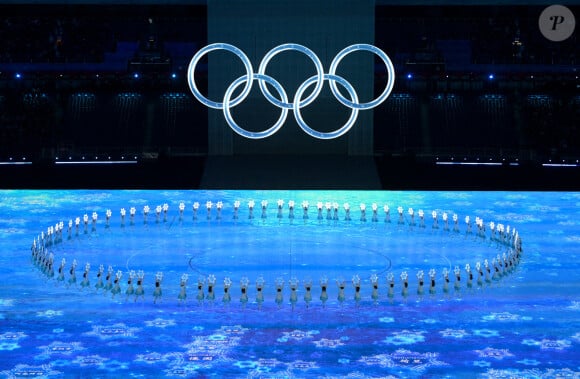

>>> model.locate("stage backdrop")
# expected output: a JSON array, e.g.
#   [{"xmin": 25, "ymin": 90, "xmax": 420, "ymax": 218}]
[{"xmin": 207, "ymin": 0, "xmax": 375, "ymax": 155}]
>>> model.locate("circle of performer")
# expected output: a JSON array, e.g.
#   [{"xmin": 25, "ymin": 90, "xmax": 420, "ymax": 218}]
[{"xmin": 29, "ymin": 200, "xmax": 523, "ymax": 308}]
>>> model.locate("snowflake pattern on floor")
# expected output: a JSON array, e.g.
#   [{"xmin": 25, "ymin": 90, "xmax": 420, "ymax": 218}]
[
  {"xmin": 359, "ymin": 349, "xmax": 448, "ymax": 371},
  {"xmin": 0, "ymin": 363, "xmax": 62, "ymax": 379},
  {"xmin": 0, "ymin": 190, "xmax": 579, "ymax": 378}
]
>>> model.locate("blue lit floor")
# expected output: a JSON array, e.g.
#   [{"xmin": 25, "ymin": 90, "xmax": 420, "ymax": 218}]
[{"xmin": 0, "ymin": 190, "xmax": 579, "ymax": 378}]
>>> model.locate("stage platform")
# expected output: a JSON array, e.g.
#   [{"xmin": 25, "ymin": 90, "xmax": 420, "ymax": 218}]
[{"xmin": 200, "ymin": 155, "xmax": 382, "ymax": 190}]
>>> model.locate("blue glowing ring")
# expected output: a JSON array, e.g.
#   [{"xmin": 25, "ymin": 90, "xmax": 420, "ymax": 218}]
[
  {"xmin": 294, "ymin": 74, "xmax": 359, "ymax": 140},
  {"xmin": 257, "ymin": 43, "xmax": 324, "ymax": 110},
  {"xmin": 223, "ymin": 73, "xmax": 289, "ymax": 139},
  {"xmin": 187, "ymin": 43, "xmax": 253, "ymax": 109},
  {"xmin": 328, "ymin": 44, "xmax": 395, "ymax": 110},
  {"xmin": 189, "ymin": 43, "xmax": 396, "ymax": 139}
]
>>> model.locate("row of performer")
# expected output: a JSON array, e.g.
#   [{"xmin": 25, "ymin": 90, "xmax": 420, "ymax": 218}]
[
  {"xmin": 31, "ymin": 245, "xmax": 522, "ymax": 306},
  {"xmin": 33, "ymin": 202, "xmax": 521, "ymax": 249}
]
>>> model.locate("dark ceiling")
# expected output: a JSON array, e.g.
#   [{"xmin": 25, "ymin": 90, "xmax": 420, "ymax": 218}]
[{"xmin": 0, "ymin": 0, "xmax": 579, "ymax": 4}]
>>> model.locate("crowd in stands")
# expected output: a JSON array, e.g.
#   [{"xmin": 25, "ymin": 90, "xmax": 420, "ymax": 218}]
[
  {"xmin": 0, "ymin": 86, "xmax": 577, "ymax": 162},
  {"xmin": 373, "ymin": 92, "xmax": 579, "ymax": 159},
  {"xmin": 0, "ymin": 16, "xmax": 113, "ymax": 64},
  {"xmin": 0, "ymin": 5, "xmax": 575, "ymax": 67},
  {"xmin": 0, "ymin": 5, "xmax": 205, "ymax": 65},
  {"xmin": 376, "ymin": 6, "xmax": 577, "ymax": 67}
]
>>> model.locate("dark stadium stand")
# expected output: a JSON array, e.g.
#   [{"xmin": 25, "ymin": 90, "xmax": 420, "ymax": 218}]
[{"xmin": 0, "ymin": 2, "xmax": 578, "ymax": 189}]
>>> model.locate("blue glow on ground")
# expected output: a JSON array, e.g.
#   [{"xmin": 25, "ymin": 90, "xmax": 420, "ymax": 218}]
[{"xmin": 0, "ymin": 190, "xmax": 579, "ymax": 378}]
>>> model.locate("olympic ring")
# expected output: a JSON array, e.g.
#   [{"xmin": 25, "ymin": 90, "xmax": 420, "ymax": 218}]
[
  {"xmin": 294, "ymin": 74, "xmax": 359, "ymax": 139},
  {"xmin": 258, "ymin": 43, "xmax": 324, "ymax": 110},
  {"xmin": 188, "ymin": 43, "xmax": 395, "ymax": 140},
  {"xmin": 188, "ymin": 43, "xmax": 253, "ymax": 109},
  {"xmin": 224, "ymin": 73, "xmax": 289, "ymax": 139},
  {"xmin": 329, "ymin": 44, "xmax": 395, "ymax": 110}
]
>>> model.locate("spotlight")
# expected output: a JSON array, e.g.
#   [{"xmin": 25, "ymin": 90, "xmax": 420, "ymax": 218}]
[
  {"xmin": 488, "ymin": 74, "xmax": 494, "ymax": 80},
  {"xmin": 171, "ymin": 73, "xmax": 177, "ymax": 79},
  {"xmin": 407, "ymin": 73, "xmax": 413, "ymax": 79},
  {"xmin": 15, "ymin": 73, "xmax": 21, "ymax": 79},
  {"xmin": 133, "ymin": 73, "xmax": 139, "ymax": 79}
]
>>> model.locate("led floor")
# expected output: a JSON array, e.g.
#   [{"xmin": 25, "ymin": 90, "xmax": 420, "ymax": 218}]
[{"xmin": 0, "ymin": 190, "xmax": 579, "ymax": 378}]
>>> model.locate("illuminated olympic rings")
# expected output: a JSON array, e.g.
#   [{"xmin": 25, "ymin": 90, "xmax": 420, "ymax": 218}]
[{"xmin": 187, "ymin": 43, "xmax": 395, "ymax": 139}]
